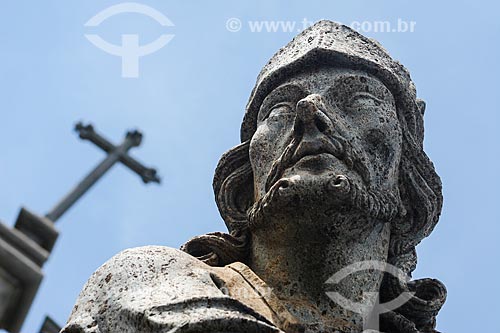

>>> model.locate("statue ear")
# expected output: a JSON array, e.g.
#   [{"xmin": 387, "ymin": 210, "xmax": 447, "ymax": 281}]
[
  {"xmin": 213, "ymin": 141, "xmax": 254, "ymax": 232},
  {"xmin": 416, "ymin": 99, "xmax": 426, "ymax": 115}
]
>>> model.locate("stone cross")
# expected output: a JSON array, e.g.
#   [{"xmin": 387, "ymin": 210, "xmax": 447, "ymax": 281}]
[
  {"xmin": 0, "ymin": 122, "xmax": 160, "ymax": 333},
  {"xmin": 45, "ymin": 122, "xmax": 161, "ymax": 222}
]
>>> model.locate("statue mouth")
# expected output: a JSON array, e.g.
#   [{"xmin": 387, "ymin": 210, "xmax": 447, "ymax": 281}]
[
  {"xmin": 265, "ymin": 136, "xmax": 351, "ymax": 192},
  {"xmin": 289, "ymin": 153, "xmax": 337, "ymax": 172},
  {"xmin": 290, "ymin": 138, "xmax": 344, "ymax": 167}
]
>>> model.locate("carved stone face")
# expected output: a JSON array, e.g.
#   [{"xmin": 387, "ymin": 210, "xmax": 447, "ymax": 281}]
[{"xmin": 249, "ymin": 67, "xmax": 403, "ymax": 220}]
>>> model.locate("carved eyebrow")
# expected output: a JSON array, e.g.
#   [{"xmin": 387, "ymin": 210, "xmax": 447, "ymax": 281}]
[
  {"xmin": 348, "ymin": 92, "xmax": 385, "ymax": 105},
  {"xmin": 324, "ymin": 74, "xmax": 393, "ymax": 104},
  {"xmin": 258, "ymin": 83, "xmax": 306, "ymax": 121}
]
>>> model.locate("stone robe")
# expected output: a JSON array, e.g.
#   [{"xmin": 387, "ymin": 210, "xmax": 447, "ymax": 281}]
[{"xmin": 61, "ymin": 246, "xmax": 303, "ymax": 333}]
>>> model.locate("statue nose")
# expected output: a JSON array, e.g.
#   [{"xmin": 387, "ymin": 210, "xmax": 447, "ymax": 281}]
[{"xmin": 294, "ymin": 94, "xmax": 333, "ymax": 137}]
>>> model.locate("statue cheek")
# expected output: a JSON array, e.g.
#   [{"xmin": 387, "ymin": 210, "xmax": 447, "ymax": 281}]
[
  {"xmin": 251, "ymin": 120, "xmax": 290, "ymax": 158},
  {"xmin": 250, "ymin": 122, "xmax": 294, "ymax": 192},
  {"xmin": 361, "ymin": 122, "xmax": 402, "ymax": 187},
  {"xmin": 249, "ymin": 125, "xmax": 279, "ymax": 186}
]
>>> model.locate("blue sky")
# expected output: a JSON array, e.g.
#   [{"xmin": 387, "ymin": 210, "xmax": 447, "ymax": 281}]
[{"xmin": 0, "ymin": 1, "xmax": 498, "ymax": 332}]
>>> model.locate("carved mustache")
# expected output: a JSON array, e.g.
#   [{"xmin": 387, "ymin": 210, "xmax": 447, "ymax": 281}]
[{"xmin": 264, "ymin": 124, "xmax": 371, "ymax": 193}]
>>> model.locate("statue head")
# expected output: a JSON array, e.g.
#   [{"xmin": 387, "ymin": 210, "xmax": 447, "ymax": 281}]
[
  {"xmin": 209, "ymin": 20, "xmax": 441, "ymax": 273},
  {"xmin": 182, "ymin": 20, "xmax": 446, "ymax": 331}
]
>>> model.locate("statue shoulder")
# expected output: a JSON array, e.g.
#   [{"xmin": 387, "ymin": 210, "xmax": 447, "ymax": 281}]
[
  {"xmin": 76, "ymin": 245, "xmax": 207, "ymax": 297},
  {"xmin": 90, "ymin": 245, "xmax": 204, "ymax": 279},
  {"xmin": 62, "ymin": 246, "xmax": 282, "ymax": 333},
  {"xmin": 61, "ymin": 246, "xmax": 206, "ymax": 332}
]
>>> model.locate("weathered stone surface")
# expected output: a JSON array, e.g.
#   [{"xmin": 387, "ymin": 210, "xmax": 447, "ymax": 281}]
[
  {"xmin": 62, "ymin": 20, "xmax": 446, "ymax": 333},
  {"xmin": 62, "ymin": 246, "xmax": 284, "ymax": 332}
]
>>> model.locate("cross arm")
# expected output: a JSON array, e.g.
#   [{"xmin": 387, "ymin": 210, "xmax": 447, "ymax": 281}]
[{"xmin": 75, "ymin": 122, "xmax": 161, "ymax": 184}]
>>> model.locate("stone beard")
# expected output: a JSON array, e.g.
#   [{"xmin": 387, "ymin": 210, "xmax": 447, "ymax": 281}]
[{"xmin": 62, "ymin": 21, "xmax": 446, "ymax": 333}]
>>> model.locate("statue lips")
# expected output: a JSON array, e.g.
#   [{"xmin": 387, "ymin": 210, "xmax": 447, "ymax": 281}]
[
  {"xmin": 288, "ymin": 134, "xmax": 373, "ymax": 188},
  {"xmin": 289, "ymin": 137, "xmax": 345, "ymax": 170},
  {"xmin": 264, "ymin": 135, "xmax": 348, "ymax": 192}
]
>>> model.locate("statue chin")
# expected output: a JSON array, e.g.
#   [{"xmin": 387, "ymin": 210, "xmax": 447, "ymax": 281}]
[
  {"xmin": 267, "ymin": 154, "xmax": 362, "ymax": 210},
  {"xmin": 249, "ymin": 169, "xmax": 357, "ymax": 228},
  {"xmin": 274, "ymin": 172, "xmax": 352, "ymax": 206}
]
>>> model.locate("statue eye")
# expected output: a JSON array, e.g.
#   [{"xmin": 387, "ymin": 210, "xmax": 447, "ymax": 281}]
[
  {"xmin": 346, "ymin": 92, "xmax": 384, "ymax": 110},
  {"xmin": 267, "ymin": 103, "xmax": 294, "ymax": 119}
]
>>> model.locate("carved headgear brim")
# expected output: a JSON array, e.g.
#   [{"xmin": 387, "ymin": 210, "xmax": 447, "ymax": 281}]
[{"xmin": 241, "ymin": 20, "xmax": 424, "ymax": 145}]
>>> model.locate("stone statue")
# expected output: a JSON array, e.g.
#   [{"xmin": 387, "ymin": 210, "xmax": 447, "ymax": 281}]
[{"xmin": 61, "ymin": 21, "xmax": 446, "ymax": 333}]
